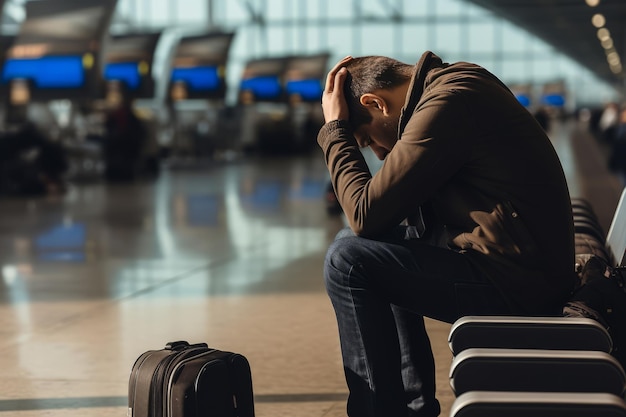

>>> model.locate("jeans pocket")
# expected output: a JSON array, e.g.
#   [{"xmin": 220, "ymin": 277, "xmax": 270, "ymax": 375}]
[{"xmin": 454, "ymin": 282, "xmax": 510, "ymax": 316}]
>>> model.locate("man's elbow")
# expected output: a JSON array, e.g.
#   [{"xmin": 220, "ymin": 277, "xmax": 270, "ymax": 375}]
[{"xmin": 348, "ymin": 220, "xmax": 381, "ymax": 239}]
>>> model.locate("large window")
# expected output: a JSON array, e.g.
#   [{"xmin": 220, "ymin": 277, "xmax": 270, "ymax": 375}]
[{"xmin": 6, "ymin": 0, "xmax": 617, "ymax": 106}]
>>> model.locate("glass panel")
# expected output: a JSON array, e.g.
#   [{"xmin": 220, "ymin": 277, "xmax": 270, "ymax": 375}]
[
  {"xmin": 361, "ymin": 0, "xmax": 387, "ymax": 17},
  {"xmin": 304, "ymin": 0, "xmax": 322, "ymax": 20},
  {"xmin": 361, "ymin": 23, "xmax": 395, "ymax": 56},
  {"xmin": 401, "ymin": 23, "xmax": 429, "ymax": 59},
  {"xmin": 402, "ymin": 0, "xmax": 431, "ymax": 17},
  {"xmin": 533, "ymin": 57, "xmax": 557, "ymax": 82},
  {"xmin": 529, "ymin": 36, "xmax": 553, "ymax": 54},
  {"xmin": 435, "ymin": 0, "xmax": 463, "ymax": 17},
  {"xmin": 466, "ymin": 2, "xmax": 491, "ymax": 18},
  {"xmin": 177, "ymin": 0, "xmax": 207, "ymax": 24},
  {"xmin": 470, "ymin": 56, "xmax": 495, "ymax": 74},
  {"xmin": 306, "ymin": 26, "xmax": 323, "ymax": 52},
  {"xmin": 265, "ymin": 0, "xmax": 289, "ymax": 20},
  {"xmin": 234, "ymin": 27, "xmax": 263, "ymax": 58},
  {"xmin": 467, "ymin": 22, "xmax": 496, "ymax": 53},
  {"xmin": 326, "ymin": 26, "xmax": 353, "ymax": 57},
  {"xmin": 110, "ymin": 0, "xmax": 620, "ymax": 107},
  {"xmin": 558, "ymin": 56, "xmax": 582, "ymax": 79},
  {"xmin": 328, "ymin": 0, "xmax": 353, "ymax": 19},
  {"xmin": 434, "ymin": 22, "xmax": 462, "ymax": 57},
  {"xmin": 501, "ymin": 59, "xmax": 530, "ymax": 83},
  {"xmin": 501, "ymin": 22, "xmax": 529, "ymax": 54},
  {"xmin": 224, "ymin": 0, "xmax": 250, "ymax": 22},
  {"xmin": 116, "ymin": 0, "xmax": 133, "ymax": 21},
  {"xmin": 267, "ymin": 27, "xmax": 288, "ymax": 54},
  {"xmin": 155, "ymin": 0, "xmax": 174, "ymax": 24}
]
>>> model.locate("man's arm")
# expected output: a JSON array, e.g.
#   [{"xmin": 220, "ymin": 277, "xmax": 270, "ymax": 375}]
[{"xmin": 319, "ymin": 91, "xmax": 472, "ymax": 237}]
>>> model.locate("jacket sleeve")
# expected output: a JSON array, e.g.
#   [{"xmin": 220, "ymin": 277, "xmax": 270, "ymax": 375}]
[{"xmin": 318, "ymin": 91, "xmax": 474, "ymax": 237}]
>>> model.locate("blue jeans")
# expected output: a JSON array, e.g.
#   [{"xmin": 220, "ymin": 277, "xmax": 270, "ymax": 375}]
[{"xmin": 324, "ymin": 228, "xmax": 513, "ymax": 417}]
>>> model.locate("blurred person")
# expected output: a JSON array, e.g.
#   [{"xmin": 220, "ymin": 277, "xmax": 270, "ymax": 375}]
[
  {"xmin": 608, "ymin": 105, "xmax": 626, "ymax": 185},
  {"xmin": 598, "ymin": 101, "xmax": 620, "ymax": 143},
  {"xmin": 533, "ymin": 106, "xmax": 550, "ymax": 132},
  {"xmin": 0, "ymin": 123, "xmax": 68, "ymax": 196},
  {"xmin": 103, "ymin": 82, "xmax": 146, "ymax": 181},
  {"xmin": 318, "ymin": 52, "xmax": 575, "ymax": 417}
]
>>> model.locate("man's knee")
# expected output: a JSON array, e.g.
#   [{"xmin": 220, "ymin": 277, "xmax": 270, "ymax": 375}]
[
  {"xmin": 333, "ymin": 226, "xmax": 356, "ymax": 241},
  {"xmin": 324, "ymin": 235, "xmax": 366, "ymax": 284},
  {"xmin": 326, "ymin": 235, "xmax": 360, "ymax": 266}
]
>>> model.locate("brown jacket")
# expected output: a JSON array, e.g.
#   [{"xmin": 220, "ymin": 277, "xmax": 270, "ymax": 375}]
[{"xmin": 317, "ymin": 51, "xmax": 576, "ymax": 314}]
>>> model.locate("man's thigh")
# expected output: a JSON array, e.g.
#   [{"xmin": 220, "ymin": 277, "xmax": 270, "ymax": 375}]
[{"xmin": 332, "ymin": 234, "xmax": 512, "ymax": 323}]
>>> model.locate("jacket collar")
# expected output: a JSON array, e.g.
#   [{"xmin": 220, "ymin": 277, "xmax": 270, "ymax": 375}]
[{"xmin": 397, "ymin": 51, "xmax": 443, "ymax": 139}]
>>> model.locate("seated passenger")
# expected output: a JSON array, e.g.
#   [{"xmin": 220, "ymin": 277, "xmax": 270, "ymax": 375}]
[
  {"xmin": 317, "ymin": 52, "xmax": 576, "ymax": 417},
  {"xmin": 103, "ymin": 85, "xmax": 146, "ymax": 182},
  {"xmin": 608, "ymin": 105, "xmax": 626, "ymax": 185},
  {"xmin": 0, "ymin": 123, "xmax": 68, "ymax": 196}
]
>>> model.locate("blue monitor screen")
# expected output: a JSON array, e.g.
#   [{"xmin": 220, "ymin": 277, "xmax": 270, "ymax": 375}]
[
  {"xmin": 286, "ymin": 79, "xmax": 323, "ymax": 101},
  {"xmin": 171, "ymin": 66, "xmax": 220, "ymax": 91},
  {"xmin": 240, "ymin": 76, "xmax": 282, "ymax": 99},
  {"xmin": 515, "ymin": 94, "xmax": 531, "ymax": 107},
  {"xmin": 105, "ymin": 62, "xmax": 141, "ymax": 90},
  {"xmin": 542, "ymin": 93, "xmax": 565, "ymax": 107},
  {"xmin": 2, "ymin": 55, "xmax": 85, "ymax": 88},
  {"xmin": 36, "ymin": 223, "xmax": 86, "ymax": 249}
]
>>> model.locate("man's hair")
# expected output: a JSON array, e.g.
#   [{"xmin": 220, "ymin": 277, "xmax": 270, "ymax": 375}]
[{"xmin": 343, "ymin": 56, "xmax": 414, "ymax": 129}]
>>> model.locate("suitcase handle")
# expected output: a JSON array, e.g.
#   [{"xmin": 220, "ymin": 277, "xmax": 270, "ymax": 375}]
[
  {"xmin": 165, "ymin": 341, "xmax": 190, "ymax": 350},
  {"xmin": 165, "ymin": 341, "xmax": 209, "ymax": 350}
]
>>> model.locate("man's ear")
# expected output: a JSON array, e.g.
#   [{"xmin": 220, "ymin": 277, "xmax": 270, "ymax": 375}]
[{"xmin": 360, "ymin": 93, "xmax": 388, "ymax": 116}]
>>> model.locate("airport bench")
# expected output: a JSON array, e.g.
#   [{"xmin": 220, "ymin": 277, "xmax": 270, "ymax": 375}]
[{"xmin": 447, "ymin": 187, "xmax": 626, "ymax": 416}]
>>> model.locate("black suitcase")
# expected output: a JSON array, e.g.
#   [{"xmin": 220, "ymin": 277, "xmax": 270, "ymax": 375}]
[{"xmin": 128, "ymin": 340, "xmax": 255, "ymax": 417}]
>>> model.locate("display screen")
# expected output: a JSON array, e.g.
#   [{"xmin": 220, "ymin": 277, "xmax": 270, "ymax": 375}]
[
  {"xmin": 174, "ymin": 33, "xmax": 234, "ymax": 66},
  {"xmin": 104, "ymin": 62, "xmax": 141, "ymax": 90},
  {"xmin": 285, "ymin": 79, "xmax": 323, "ymax": 101},
  {"xmin": 515, "ymin": 93, "xmax": 531, "ymax": 107},
  {"xmin": 240, "ymin": 76, "xmax": 282, "ymax": 100},
  {"xmin": 107, "ymin": 33, "xmax": 161, "ymax": 63},
  {"xmin": 2, "ymin": 55, "xmax": 85, "ymax": 88},
  {"xmin": 283, "ymin": 53, "xmax": 328, "ymax": 102},
  {"xmin": 9, "ymin": 1, "xmax": 115, "ymax": 57},
  {"xmin": 171, "ymin": 66, "xmax": 220, "ymax": 91},
  {"xmin": 542, "ymin": 93, "xmax": 565, "ymax": 107}
]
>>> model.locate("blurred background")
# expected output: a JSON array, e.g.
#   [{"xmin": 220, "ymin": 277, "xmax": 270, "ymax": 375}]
[
  {"xmin": 0, "ymin": 0, "xmax": 623, "ymax": 187},
  {"xmin": 0, "ymin": 1, "xmax": 625, "ymax": 416}
]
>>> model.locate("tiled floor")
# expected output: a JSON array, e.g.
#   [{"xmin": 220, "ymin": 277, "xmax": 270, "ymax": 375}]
[{"xmin": 0, "ymin": 119, "xmax": 622, "ymax": 416}]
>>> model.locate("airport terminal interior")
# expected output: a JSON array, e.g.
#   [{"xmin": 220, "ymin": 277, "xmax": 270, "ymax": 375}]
[{"xmin": 0, "ymin": 0, "xmax": 625, "ymax": 416}]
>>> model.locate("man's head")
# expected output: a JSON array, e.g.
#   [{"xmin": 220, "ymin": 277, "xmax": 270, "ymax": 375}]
[{"xmin": 342, "ymin": 56, "xmax": 413, "ymax": 158}]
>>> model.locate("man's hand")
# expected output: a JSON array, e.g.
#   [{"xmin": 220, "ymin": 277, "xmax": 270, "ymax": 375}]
[{"xmin": 321, "ymin": 56, "xmax": 353, "ymax": 123}]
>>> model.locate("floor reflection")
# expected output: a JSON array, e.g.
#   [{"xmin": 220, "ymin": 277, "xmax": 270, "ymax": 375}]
[{"xmin": 0, "ymin": 153, "xmax": 342, "ymax": 303}]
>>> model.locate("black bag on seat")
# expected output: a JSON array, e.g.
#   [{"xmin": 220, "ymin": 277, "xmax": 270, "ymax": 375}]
[
  {"xmin": 564, "ymin": 256, "xmax": 626, "ymax": 370},
  {"xmin": 128, "ymin": 340, "xmax": 255, "ymax": 417}
]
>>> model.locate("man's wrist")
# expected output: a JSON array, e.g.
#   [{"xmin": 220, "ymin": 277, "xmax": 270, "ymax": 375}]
[
  {"xmin": 318, "ymin": 119, "xmax": 354, "ymax": 149},
  {"xmin": 325, "ymin": 119, "xmax": 351, "ymax": 129}
]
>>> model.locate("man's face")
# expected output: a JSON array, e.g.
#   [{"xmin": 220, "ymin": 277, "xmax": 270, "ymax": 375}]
[{"xmin": 354, "ymin": 118, "xmax": 399, "ymax": 160}]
